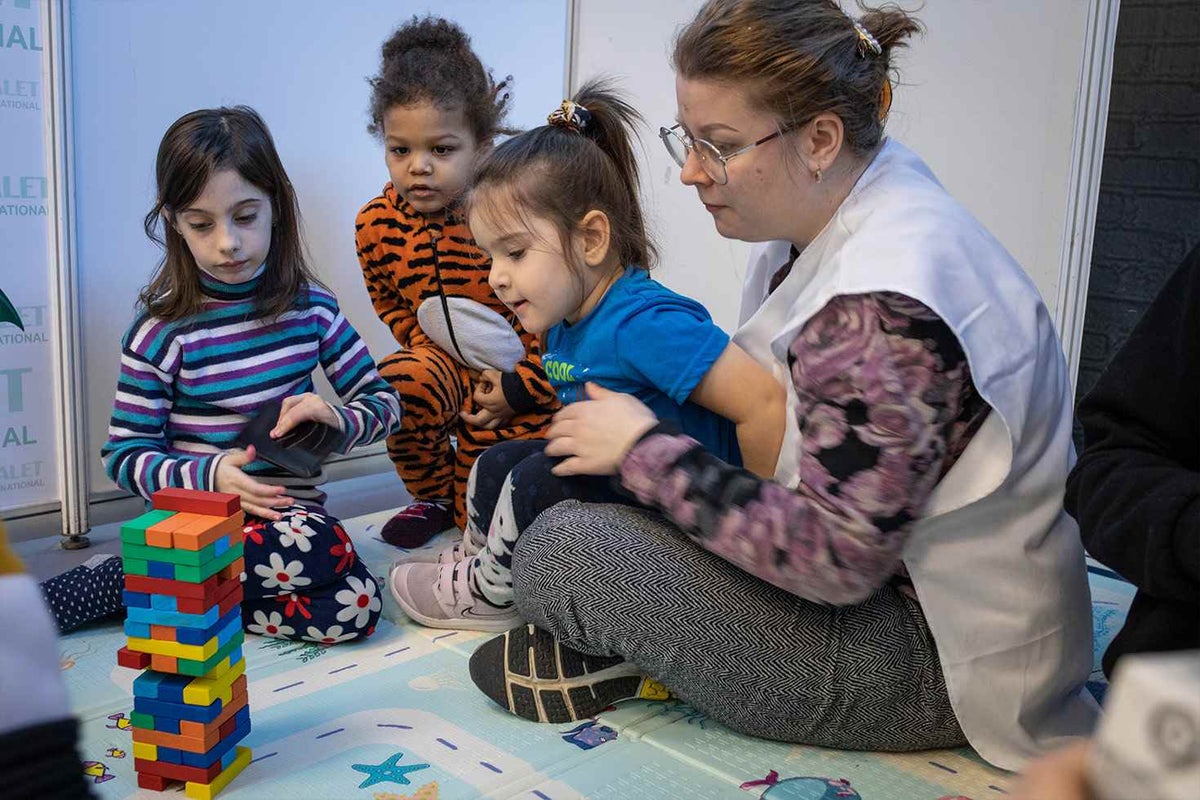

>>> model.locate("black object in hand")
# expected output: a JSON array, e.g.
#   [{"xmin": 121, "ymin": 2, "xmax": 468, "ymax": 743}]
[{"xmin": 235, "ymin": 398, "xmax": 344, "ymax": 478}]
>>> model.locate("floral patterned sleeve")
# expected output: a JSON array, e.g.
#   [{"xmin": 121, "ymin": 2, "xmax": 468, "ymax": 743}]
[{"xmin": 619, "ymin": 291, "xmax": 989, "ymax": 606}]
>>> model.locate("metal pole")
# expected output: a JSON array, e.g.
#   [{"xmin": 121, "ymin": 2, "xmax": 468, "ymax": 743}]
[{"xmin": 43, "ymin": 0, "xmax": 90, "ymax": 549}]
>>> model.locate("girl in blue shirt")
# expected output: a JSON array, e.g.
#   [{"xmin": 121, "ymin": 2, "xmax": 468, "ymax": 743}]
[{"xmin": 389, "ymin": 79, "xmax": 785, "ymax": 632}]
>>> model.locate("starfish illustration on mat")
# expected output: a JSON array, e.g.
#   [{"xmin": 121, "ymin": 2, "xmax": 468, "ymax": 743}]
[{"xmin": 352, "ymin": 752, "xmax": 431, "ymax": 789}]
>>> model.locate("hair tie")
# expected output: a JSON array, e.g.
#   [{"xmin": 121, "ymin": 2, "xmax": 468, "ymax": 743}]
[
  {"xmin": 854, "ymin": 21, "xmax": 882, "ymax": 57},
  {"xmin": 547, "ymin": 100, "xmax": 591, "ymax": 133}
]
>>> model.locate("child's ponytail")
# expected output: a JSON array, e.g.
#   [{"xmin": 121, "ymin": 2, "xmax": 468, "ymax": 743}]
[{"xmin": 469, "ymin": 77, "xmax": 657, "ymax": 274}]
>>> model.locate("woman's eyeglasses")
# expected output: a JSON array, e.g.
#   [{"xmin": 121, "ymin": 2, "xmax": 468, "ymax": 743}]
[{"xmin": 658, "ymin": 124, "xmax": 789, "ymax": 185}]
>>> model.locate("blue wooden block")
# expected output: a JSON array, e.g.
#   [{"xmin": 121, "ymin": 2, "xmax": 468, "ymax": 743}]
[
  {"xmin": 134, "ymin": 692, "xmax": 223, "ymax": 724},
  {"xmin": 147, "ymin": 560, "xmax": 175, "ymax": 580},
  {"xmin": 127, "ymin": 602, "xmax": 221, "ymax": 630},
  {"xmin": 123, "ymin": 589, "xmax": 151, "ymax": 608},
  {"xmin": 212, "ymin": 535, "xmax": 231, "ymax": 556},
  {"xmin": 154, "ymin": 715, "xmax": 181, "ymax": 735},
  {"xmin": 176, "ymin": 711, "xmax": 251, "ymax": 769},
  {"xmin": 123, "ymin": 619, "xmax": 152, "ymax": 639},
  {"xmin": 132, "ymin": 671, "xmax": 171, "ymax": 699},
  {"xmin": 156, "ymin": 746, "xmax": 183, "ymax": 765},
  {"xmin": 176, "ymin": 607, "xmax": 242, "ymax": 646},
  {"xmin": 150, "ymin": 593, "xmax": 179, "ymax": 611}
]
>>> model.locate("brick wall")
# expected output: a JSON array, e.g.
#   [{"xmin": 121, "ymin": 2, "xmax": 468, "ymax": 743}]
[{"xmin": 1078, "ymin": 0, "xmax": 1200, "ymax": 404}]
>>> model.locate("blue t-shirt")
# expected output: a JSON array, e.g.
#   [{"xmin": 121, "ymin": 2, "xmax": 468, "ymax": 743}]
[{"xmin": 542, "ymin": 267, "xmax": 741, "ymax": 465}]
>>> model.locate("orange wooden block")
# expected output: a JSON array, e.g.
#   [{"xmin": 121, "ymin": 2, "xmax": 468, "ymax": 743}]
[
  {"xmin": 173, "ymin": 512, "xmax": 244, "ymax": 552},
  {"xmin": 150, "ymin": 625, "xmax": 176, "ymax": 642},
  {"xmin": 178, "ymin": 690, "xmax": 246, "ymax": 741},
  {"xmin": 117, "ymin": 646, "xmax": 152, "ymax": 670},
  {"xmin": 151, "ymin": 653, "xmax": 178, "ymax": 672},
  {"xmin": 152, "ymin": 488, "xmax": 241, "ymax": 517},
  {"xmin": 218, "ymin": 557, "xmax": 245, "ymax": 580},
  {"xmin": 132, "ymin": 725, "xmax": 210, "ymax": 754},
  {"xmin": 145, "ymin": 524, "xmax": 175, "ymax": 548}
]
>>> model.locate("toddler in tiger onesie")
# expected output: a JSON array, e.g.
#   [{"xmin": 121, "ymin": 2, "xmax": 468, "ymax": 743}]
[{"xmin": 356, "ymin": 16, "xmax": 558, "ymax": 547}]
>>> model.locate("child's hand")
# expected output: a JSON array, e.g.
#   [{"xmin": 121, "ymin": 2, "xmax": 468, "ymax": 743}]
[
  {"xmin": 272, "ymin": 393, "xmax": 341, "ymax": 438},
  {"xmin": 215, "ymin": 445, "xmax": 294, "ymax": 521},
  {"xmin": 461, "ymin": 369, "xmax": 515, "ymax": 430},
  {"xmin": 544, "ymin": 383, "xmax": 658, "ymax": 476}
]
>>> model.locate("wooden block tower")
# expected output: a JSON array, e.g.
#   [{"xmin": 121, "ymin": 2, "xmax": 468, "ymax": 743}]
[{"xmin": 116, "ymin": 488, "xmax": 253, "ymax": 799}]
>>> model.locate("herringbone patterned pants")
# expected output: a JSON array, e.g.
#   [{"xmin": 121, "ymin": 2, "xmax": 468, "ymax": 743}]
[{"xmin": 511, "ymin": 500, "xmax": 967, "ymax": 751}]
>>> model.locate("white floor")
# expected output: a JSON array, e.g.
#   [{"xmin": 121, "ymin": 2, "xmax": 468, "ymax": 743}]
[{"xmin": 11, "ymin": 470, "xmax": 409, "ymax": 581}]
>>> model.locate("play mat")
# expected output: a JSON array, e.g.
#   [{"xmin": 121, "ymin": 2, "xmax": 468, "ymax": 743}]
[{"xmin": 58, "ymin": 507, "xmax": 1135, "ymax": 799}]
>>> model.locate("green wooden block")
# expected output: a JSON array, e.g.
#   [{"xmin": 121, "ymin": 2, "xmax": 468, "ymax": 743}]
[
  {"xmin": 174, "ymin": 542, "xmax": 243, "ymax": 584},
  {"xmin": 130, "ymin": 710, "xmax": 156, "ymax": 731},
  {"xmin": 124, "ymin": 557, "xmax": 150, "ymax": 576},
  {"xmin": 119, "ymin": 509, "xmax": 175, "ymax": 546},
  {"xmin": 121, "ymin": 535, "xmax": 224, "ymax": 568}
]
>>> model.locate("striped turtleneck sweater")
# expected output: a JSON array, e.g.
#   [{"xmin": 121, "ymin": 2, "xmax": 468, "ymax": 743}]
[{"xmin": 102, "ymin": 270, "xmax": 401, "ymax": 507}]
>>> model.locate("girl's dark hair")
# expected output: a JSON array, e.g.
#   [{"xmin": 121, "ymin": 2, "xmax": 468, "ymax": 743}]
[
  {"xmin": 467, "ymin": 77, "xmax": 657, "ymax": 279},
  {"xmin": 141, "ymin": 106, "xmax": 321, "ymax": 321},
  {"xmin": 674, "ymin": 0, "xmax": 922, "ymax": 155},
  {"xmin": 367, "ymin": 16, "xmax": 512, "ymax": 143}
]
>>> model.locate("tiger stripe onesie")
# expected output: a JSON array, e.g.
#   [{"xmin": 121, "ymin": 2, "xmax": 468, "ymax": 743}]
[{"xmin": 355, "ymin": 183, "xmax": 558, "ymax": 532}]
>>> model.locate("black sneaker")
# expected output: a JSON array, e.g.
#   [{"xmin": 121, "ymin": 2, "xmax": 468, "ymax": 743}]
[{"xmin": 468, "ymin": 624, "xmax": 670, "ymax": 723}]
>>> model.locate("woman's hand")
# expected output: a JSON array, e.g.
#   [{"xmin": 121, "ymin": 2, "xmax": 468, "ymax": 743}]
[
  {"xmin": 460, "ymin": 369, "xmax": 515, "ymax": 430},
  {"xmin": 271, "ymin": 393, "xmax": 341, "ymax": 439},
  {"xmin": 215, "ymin": 445, "xmax": 293, "ymax": 520},
  {"xmin": 544, "ymin": 383, "xmax": 658, "ymax": 476}
]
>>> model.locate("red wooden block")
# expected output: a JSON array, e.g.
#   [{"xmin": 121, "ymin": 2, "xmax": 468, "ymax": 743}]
[
  {"xmin": 135, "ymin": 756, "xmax": 224, "ymax": 783},
  {"xmin": 137, "ymin": 772, "xmax": 171, "ymax": 791},
  {"xmin": 126, "ymin": 571, "xmax": 223, "ymax": 601},
  {"xmin": 218, "ymin": 557, "xmax": 245, "ymax": 581},
  {"xmin": 152, "ymin": 488, "xmax": 240, "ymax": 517},
  {"xmin": 117, "ymin": 646, "xmax": 152, "ymax": 670},
  {"xmin": 175, "ymin": 575, "xmax": 242, "ymax": 616}
]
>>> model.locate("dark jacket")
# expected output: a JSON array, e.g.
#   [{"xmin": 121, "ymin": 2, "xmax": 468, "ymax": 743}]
[{"xmin": 1065, "ymin": 244, "xmax": 1200, "ymax": 676}]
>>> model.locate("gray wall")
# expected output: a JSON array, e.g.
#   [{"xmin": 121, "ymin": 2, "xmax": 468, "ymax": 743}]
[{"xmin": 1078, "ymin": 0, "xmax": 1200, "ymax": 402}]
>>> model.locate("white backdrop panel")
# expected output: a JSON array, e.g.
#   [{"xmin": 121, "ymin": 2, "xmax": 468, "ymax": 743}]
[
  {"xmin": 72, "ymin": 0, "xmax": 567, "ymax": 498},
  {"xmin": 572, "ymin": 0, "xmax": 1092, "ymax": 330}
]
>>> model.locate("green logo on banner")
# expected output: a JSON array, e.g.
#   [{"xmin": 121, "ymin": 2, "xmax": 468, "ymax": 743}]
[{"xmin": 0, "ymin": 289, "xmax": 23, "ymax": 331}]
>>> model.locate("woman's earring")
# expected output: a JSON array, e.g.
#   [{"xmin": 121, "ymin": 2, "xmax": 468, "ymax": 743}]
[{"xmin": 813, "ymin": 168, "xmax": 823, "ymax": 183}]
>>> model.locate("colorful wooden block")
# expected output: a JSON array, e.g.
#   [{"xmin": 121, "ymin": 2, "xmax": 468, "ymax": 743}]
[
  {"xmin": 129, "ymin": 710, "xmax": 158, "ymax": 731},
  {"xmin": 128, "ymin": 601, "xmax": 226, "ymax": 630},
  {"xmin": 182, "ymin": 657, "xmax": 245, "ymax": 706},
  {"xmin": 117, "ymin": 646, "xmax": 152, "ymax": 670},
  {"xmin": 122, "ymin": 533, "xmax": 235, "ymax": 569},
  {"xmin": 218, "ymin": 557, "xmax": 244, "ymax": 581},
  {"xmin": 132, "ymin": 741, "xmax": 158, "ymax": 761},
  {"xmin": 135, "ymin": 698, "xmax": 247, "ymax": 753},
  {"xmin": 137, "ymin": 773, "xmax": 170, "ymax": 791},
  {"xmin": 177, "ymin": 578, "xmax": 242, "ymax": 615},
  {"xmin": 173, "ymin": 543, "xmax": 244, "ymax": 584},
  {"xmin": 178, "ymin": 633, "xmax": 245, "ymax": 678},
  {"xmin": 177, "ymin": 695, "xmax": 249, "ymax": 742},
  {"xmin": 120, "ymin": 509, "xmax": 176, "ymax": 546},
  {"xmin": 148, "ymin": 559, "xmax": 176, "ymax": 580},
  {"xmin": 173, "ymin": 714, "xmax": 250, "ymax": 769},
  {"xmin": 134, "ymin": 675, "xmax": 246, "ymax": 724},
  {"xmin": 128, "ymin": 614, "xmax": 237, "ymax": 661},
  {"xmin": 124, "ymin": 619, "xmax": 152, "ymax": 639},
  {"xmin": 150, "ymin": 624, "xmax": 176, "ymax": 642},
  {"xmin": 123, "ymin": 589, "xmax": 151, "ymax": 608},
  {"xmin": 136, "ymin": 753, "xmax": 226, "ymax": 784},
  {"xmin": 173, "ymin": 512, "xmax": 244, "ymax": 552},
  {"xmin": 175, "ymin": 608, "xmax": 242, "ymax": 647},
  {"xmin": 151, "ymin": 653, "xmax": 179, "ymax": 673},
  {"xmin": 124, "ymin": 557, "xmax": 149, "ymax": 577},
  {"xmin": 184, "ymin": 746, "xmax": 252, "ymax": 800},
  {"xmin": 150, "ymin": 592, "xmax": 179, "ymax": 611},
  {"xmin": 126, "ymin": 571, "xmax": 227, "ymax": 601},
  {"xmin": 152, "ymin": 488, "xmax": 240, "ymax": 518}
]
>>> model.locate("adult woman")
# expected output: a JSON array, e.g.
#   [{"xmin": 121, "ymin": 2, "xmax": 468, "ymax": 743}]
[{"xmin": 467, "ymin": 0, "xmax": 1097, "ymax": 770}]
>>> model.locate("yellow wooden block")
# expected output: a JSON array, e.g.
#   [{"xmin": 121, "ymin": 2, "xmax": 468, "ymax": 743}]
[
  {"xmin": 132, "ymin": 741, "xmax": 158, "ymax": 761},
  {"xmin": 127, "ymin": 633, "xmax": 218, "ymax": 661},
  {"xmin": 184, "ymin": 746, "xmax": 251, "ymax": 800},
  {"xmin": 182, "ymin": 657, "xmax": 245, "ymax": 706}
]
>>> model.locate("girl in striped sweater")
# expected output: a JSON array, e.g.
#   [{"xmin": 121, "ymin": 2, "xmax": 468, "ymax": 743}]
[{"xmin": 76, "ymin": 107, "xmax": 401, "ymax": 644}]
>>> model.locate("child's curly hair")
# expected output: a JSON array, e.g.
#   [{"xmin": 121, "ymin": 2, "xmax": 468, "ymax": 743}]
[{"xmin": 367, "ymin": 16, "xmax": 513, "ymax": 144}]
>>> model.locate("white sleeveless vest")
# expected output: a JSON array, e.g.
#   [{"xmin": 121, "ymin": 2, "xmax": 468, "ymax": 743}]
[{"xmin": 733, "ymin": 139, "xmax": 1098, "ymax": 770}]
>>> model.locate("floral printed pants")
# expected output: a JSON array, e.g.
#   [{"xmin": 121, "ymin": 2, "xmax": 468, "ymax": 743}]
[
  {"xmin": 42, "ymin": 505, "xmax": 381, "ymax": 646},
  {"xmin": 240, "ymin": 506, "xmax": 381, "ymax": 644}
]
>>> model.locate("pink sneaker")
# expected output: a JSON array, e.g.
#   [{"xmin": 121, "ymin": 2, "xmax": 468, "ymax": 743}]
[
  {"xmin": 380, "ymin": 500, "xmax": 453, "ymax": 549},
  {"xmin": 388, "ymin": 560, "xmax": 520, "ymax": 633}
]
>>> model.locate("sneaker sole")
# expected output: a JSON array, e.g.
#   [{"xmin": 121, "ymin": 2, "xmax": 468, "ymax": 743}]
[
  {"xmin": 387, "ymin": 563, "xmax": 521, "ymax": 634},
  {"xmin": 469, "ymin": 625, "xmax": 656, "ymax": 723}
]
